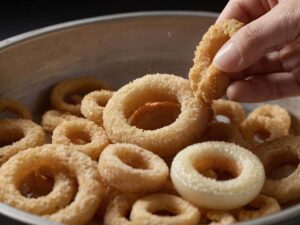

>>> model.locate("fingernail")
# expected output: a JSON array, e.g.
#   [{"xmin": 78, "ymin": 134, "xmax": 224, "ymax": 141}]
[{"xmin": 213, "ymin": 41, "xmax": 242, "ymax": 72}]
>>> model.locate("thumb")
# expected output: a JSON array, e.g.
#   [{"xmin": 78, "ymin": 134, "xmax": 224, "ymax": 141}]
[{"xmin": 213, "ymin": 3, "xmax": 297, "ymax": 73}]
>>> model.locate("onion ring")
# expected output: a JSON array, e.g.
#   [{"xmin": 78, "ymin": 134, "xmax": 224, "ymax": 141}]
[
  {"xmin": 237, "ymin": 195, "xmax": 280, "ymax": 221},
  {"xmin": 128, "ymin": 101, "xmax": 181, "ymax": 130},
  {"xmin": 104, "ymin": 194, "xmax": 138, "ymax": 225},
  {"xmin": 103, "ymin": 74, "xmax": 209, "ymax": 157},
  {"xmin": 201, "ymin": 122, "xmax": 251, "ymax": 149},
  {"xmin": 130, "ymin": 193, "xmax": 200, "ymax": 225},
  {"xmin": 255, "ymin": 135, "xmax": 300, "ymax": 203},
  {"xmin": 248, "ymin": 104, "xmax": 291, "ymax": 131},
  {"xmin": 0, "ymin": 99, "xmax": 32, "ymax": 120},
  {"xmin": 81, "ymin": 90, "xmax": 114, "ymax": 126},
  {"xmin": 0, "ymin": 119, "xmax": 45, "ymax": 165},
  {"xmin": 170, "ymin": 142, "xmax": 265, "ymax": 210},
  {"xmin": 50, "ymin": 77, "xmax": 111, "ymax": 116},
  {"xmin": 0, "ymin": 144, "xmax": 104, "ymax": 225},
  {"xmin": 8, "ymin": 169, "xmax": 76, "ymax": 215},
  {"xmin": 240, "ymin": 116, "xmax": 289, "ymax": 147},
  {"xmin": 98, "ymin": 143, "xmax": 169, "ymax": 193},
  {"xmin": 41, "ymin": 110, "xmax": 79, "ymax": 132},
  {"xmin": 189, "ymin": 19, "xmax": 244, "ymax": 103},
  {"xmin": 52, "ymin": 118, "xmax": 109, "ymax": 160},
  {"xmin": 212, "ymin": 99, "xmax": 246, "ymax": 126}
]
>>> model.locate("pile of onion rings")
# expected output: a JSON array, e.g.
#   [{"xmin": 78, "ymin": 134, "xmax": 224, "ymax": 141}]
[{"xmin": 0, "ymin": 19, "xmax": 298, "ymax": 225}]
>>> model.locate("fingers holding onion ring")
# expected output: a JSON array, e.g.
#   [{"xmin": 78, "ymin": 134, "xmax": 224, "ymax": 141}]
[
  {"xmin": 98, "ymin": 143, "xmax": 169, "ymax": 193},
  {"xmin": 0, "ymin": 99, "xmax": 32, "ymax": 120},
  {"xmin": 189, "ymin": 19, "xmax": 244, "ymax": 103},
  {"xmin": 52, "ymin": 118, "xmax": 109, "ymax": 160},
  {"xmin": 170, "ymin": 142, "xmax": 265, "ymax": 210},
  {"xmin": 0, "ymin": 119, "xmax": 45, "ymax": 165},
  {"xmin": 0, "ymin": 144, "xmax": 104, "ymax": 225},
  {"xmin": 103, "ymin": 74, "xmax": 209, "ymax": 157},
  {"xmin": 130, "ymin": 193, "xmax": 201, "ymax": 225},
  {"xmin": 50, "ymin": 77, "xmax": 111, "ymax": 116}
]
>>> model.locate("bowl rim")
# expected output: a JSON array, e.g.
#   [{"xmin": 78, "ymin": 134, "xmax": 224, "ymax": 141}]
[
  {"xmin": 0, "ymin": 10, "xmax": 218, "ymax": 50},
  {"xmin": 0, "ymin": 10, "xmax": 299, "ymax": 225}
]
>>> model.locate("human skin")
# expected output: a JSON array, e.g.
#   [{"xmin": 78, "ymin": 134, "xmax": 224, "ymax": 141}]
[{"xmin": 213, "ymin": 0, "xmax": 300, "ymax": 102}]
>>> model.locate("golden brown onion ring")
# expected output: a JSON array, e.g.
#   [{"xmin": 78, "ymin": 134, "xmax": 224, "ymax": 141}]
[
  {"xmin": 240, "ymin": 116, "xmax": 289, "ymax": 147},
  {"xmin": 237, "ymin": 195, "xmax": 280, "ymax": 221},
  {"xmin": 10, "ymin": 170, "xmax": 76, "ymax": 215},
  {"xmin": 212, "ymin": 99, "xmax": 246, "ymax": 126},
  {"xmin": 41, "ymin": 110, "xmax": 79, "ymax": 132},
  {"xmin": 248, "ymin": 104, "xmax": 291, "ymax": 131},
  {"xmin": 170, "ymin": 142, "xmax": 265, "ymax": 210},
  {"xmin": 0, "ymin": 144, "xmax": 103, "ymax": 225},
  {"xmin": 98, "ymin": 143, "xmax": 169, "ymax": 193},
  {"xmin": 50, "ymin": 77, "xmax": 111, "ymax": 116},
  {"xmin": 130, "ymin": 193, "xmax": 200, "ymax": 225},
  {"xmin": 255, "ymin": 135, "xmax": 300, "ymax": 203},
  {"xmin": 81, "ymin": 90, "xmax": 114, "ymax": 126},
  {"xmin": 128, "ymin": 101, "xmax": 181, "ymax": 130},
  {"xmin": 52, "ymin": 118, "xmax": 109, "ymax": 160},
  {"xmin": 0, "ymin": 119, "xmax": 45, "ymax": 166},
  {"xmin": 103, "ymin": 74, "xmax": 209, "ymax": 157},
  {"xmin": 189, "ymin": 19, "xmax": 243, "ymax": 103},
  {"xmin": 0, "ymin": 99, "xmax": 32, "ymax": 120}
]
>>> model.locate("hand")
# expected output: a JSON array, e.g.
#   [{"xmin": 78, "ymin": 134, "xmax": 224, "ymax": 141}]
[{"xmin": 213, "ymin": 0, "xmax": 300, "ymax": 102}]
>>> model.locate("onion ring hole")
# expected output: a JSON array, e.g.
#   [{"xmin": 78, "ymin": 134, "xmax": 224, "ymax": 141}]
[
  {"xmin": 152, "ymin": 209, "xmax": 178, "ymax": 217},
  {"xmin": 265, "ymin": 151, "xmax": 299, "ymax": 180},
  {"xmin": 128, "ymin": 101, "xmax": 181, "ymax": 130},
  {"xmin": 65, "ymin": 129, "xmax": 92, "ymax": 145},
  {"xmin": 116, "ymin": 148, "xmax": 149, "ymax": 170},
  {"xmin": 253, "ymin": 130, "xmax": 271, "ymax": 144},
  {"xmin": 19, "ymin": 168, "xmax": 55, "ymax": 198},
  {"xmin": 64, "ymin": 94, "xmax": 84, "ymax": 105},
  {"xmin": 215, "ymin": 115, "xmax": 231, "ymax": 124},
  {"xmin": 194, "ymin": 153, "xmax": 240, "ymax": 181},
  {"xmin": 0, "ymin": 128, "xmax": 24, "ymax": 148},
  {"xmin": 123, "ymin": 84, "xmax": 180, "ymax": 119}
]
